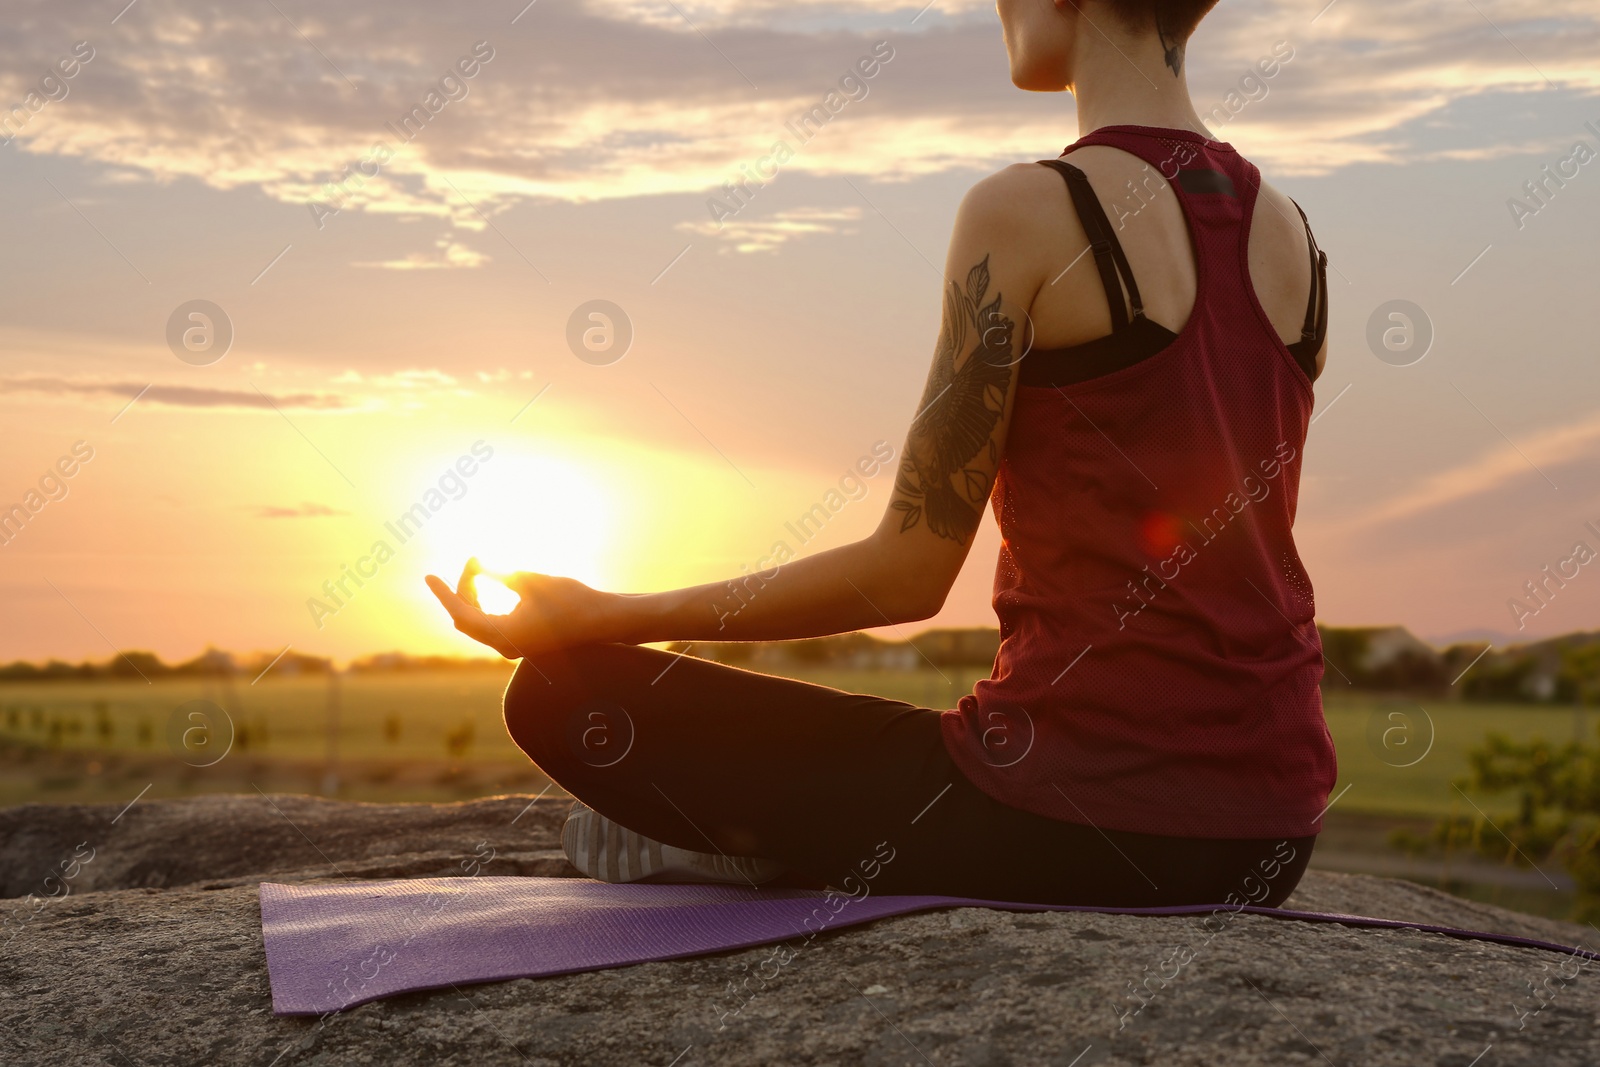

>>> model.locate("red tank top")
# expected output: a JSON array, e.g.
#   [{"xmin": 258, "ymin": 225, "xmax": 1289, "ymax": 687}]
[{"xmin": 941, "ymin": 125, "xmax": 1338, "ymax": 840}]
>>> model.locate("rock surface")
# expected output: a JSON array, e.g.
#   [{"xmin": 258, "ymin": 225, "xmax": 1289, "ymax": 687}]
[{"xmin": 2, "ymin": 793, "xmax": 1597, "ymax": 1066}]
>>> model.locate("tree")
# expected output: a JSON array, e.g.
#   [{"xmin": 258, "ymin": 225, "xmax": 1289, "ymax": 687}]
[
  {"xmin": 1560, "ymin": 644, "xmax": 1600, "ymax": 743},
  {"xmin": 1437, "ymin": 730, "xmax": 1600, "ymax": 920},
  {"xmin": 1560, "ymin": 644, "xmax": 1600, "ymax": 705}
]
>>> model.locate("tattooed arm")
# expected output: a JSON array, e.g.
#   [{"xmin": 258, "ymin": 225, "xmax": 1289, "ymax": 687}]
[
  {"xmin": 889, "ymin": 252, "xmax": 1020, "ymax": 549},
  {"xmin": 426, "ymin": 171, "xmax": 1049, "ymax": 655}
]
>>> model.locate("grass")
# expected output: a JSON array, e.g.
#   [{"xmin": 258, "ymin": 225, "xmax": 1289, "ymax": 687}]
[
  {"xmin": 0, "ymin": 666, "xmax": 996, "ymax": 807},
  {"xmin": 4, "ymin": 669, "xmax": 1590, "ymax": 920},
  {"xmin": 0, "ymin": 669, "xmax": 1587, "ymax": 819},
  {"xmin": 1321, "ymin": 693, "xmax": 1595, "ymax": 819}
]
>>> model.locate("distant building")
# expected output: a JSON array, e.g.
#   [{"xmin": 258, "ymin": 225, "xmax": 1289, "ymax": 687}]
[{"xmin": 1357, "ymin": 627, "xmax": 1439, "ymax": 673}]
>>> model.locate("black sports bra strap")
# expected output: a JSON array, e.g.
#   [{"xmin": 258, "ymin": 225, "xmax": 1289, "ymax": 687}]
[
  {"xmin": 1289, "ymin": 198, "xmax": 1327, "ymax": 347},
  {"xmin": 1038, "ymin": 159, "xmax": 1145, "ymax": 332},
  {"xmin": 1085, "ymin": 173, "xmax": 1148, "ymax": 322}
]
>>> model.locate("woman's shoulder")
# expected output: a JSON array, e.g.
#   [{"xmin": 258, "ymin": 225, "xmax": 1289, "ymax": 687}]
[
  {"xmin": 965, "ymin": 161, "xmax": 1066, "ymax": 208},
  {"xmin": 953, "ymin": 161, "xmax": 1075, "ymax": 239},
  {"xmin": 1252, "ymin": 173, "xmax": 1310, "ymax": 225},
  {"xmin": 1248, "ymin": 174, "xmax": 1318, "ymax": 275},
  {"xmin": 946, "ymin": 161, "xmax": 1094, "ymax": 311}
]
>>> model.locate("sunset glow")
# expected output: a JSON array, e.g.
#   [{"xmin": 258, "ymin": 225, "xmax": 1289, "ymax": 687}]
[
  {"xmin": 0, "ymin": 0, "xmax": 1596, "ymax": 665},
  {"xmin": 440, "ymin": 452, "xmax": 617, "ymax": 614}
]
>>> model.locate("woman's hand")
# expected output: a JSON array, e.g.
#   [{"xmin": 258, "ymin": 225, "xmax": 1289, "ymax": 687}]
[{"xmin": 424, "ymin": 559, "xmax": 621, "ymax": 659}]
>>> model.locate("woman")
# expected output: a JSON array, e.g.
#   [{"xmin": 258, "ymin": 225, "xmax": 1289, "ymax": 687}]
[{"xmin": 428, "ymin": 0, "xmax": 1335, "ymax": 907}]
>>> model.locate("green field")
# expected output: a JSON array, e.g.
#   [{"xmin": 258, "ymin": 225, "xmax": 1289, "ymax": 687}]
[
  {"xmin": 4, "ymin": 668, "xmax": 1584, "ymax": 920},
  {"xmin": 0, "ymin": 667, "xmax": 986, "ymax": 761},
  {"xmin": 0, "ymin": 667, "xmax": 990, "ymax": 807},
  {"xmin": 0, "ymin": 668, "xmax": 1588, "ymax": 818},
  {"xmin": 1323, "ymin": 695, "xmax": 1595, "ymax": 818}
]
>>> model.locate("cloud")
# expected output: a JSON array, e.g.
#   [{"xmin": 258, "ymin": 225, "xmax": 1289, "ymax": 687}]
[
  {"xmin": 324, "ymin": 368, "xmax": 458, "ymax": 388},
  {"xmin": 255, "ymin": 502, "xmax": 350, "ymax": 519},
  {"xmin": 1337, "ymin": 405, "xmax": 1600, "ymax": 533},
  {"xmin": 352, "ymin": 237, "xmax": 490, "ymax": 270},
  {"xmin": 677, "ymin": 205, "xmax": 864, "ymax": 252},
  {"xmin": 376, "ymin": 369, "xmax": 459, "ymax": 388},
  {"xmin": 0, "ymin": 377, "xmax": 353, "ymax": 410},
  {"xmin": 0, "ymin": 0, "xmax": 1595, "ymax": 225}
]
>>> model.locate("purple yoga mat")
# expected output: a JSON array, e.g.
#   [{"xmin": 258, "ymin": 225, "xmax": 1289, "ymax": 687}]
[{"xmin": 259, "ymin": 876, "xmax": 1600, "ymax": 1016}]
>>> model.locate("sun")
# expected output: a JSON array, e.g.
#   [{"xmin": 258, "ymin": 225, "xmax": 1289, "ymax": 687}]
[{"xmin": 425, "ymin": 450, "xmax": 615, "ymax": 615}]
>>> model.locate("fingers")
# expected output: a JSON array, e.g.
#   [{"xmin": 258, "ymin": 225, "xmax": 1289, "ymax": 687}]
[
  {"xmin": 504, "ymin": 570, "xmax": 558, "ymax": 595},
  {"xmin": 426, "ymin": 574, "xmax": 474, "ymax": 623},
  {"xmin": 472, "ymin": 566, "xmax": 520, "ymax": 598},
  {"xmin": 475, "ymin": 619, "xmax": 522, "ymax": 660},
  {"xmin": 490, "ymin": 568, "xmax": 532, "ymax": 590},
  {"xmin": 425, "ymin": 574, "xmax": 515, "ymax": 656},
  {"xmin": 455, "ymin": 558, "xmax": 482, "ymax": 609}
]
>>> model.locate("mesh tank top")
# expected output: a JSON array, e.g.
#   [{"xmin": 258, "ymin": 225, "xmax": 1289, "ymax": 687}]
[{"xmin": 940, "ymin": 124, "xmax": 1338, "ymax": 839}]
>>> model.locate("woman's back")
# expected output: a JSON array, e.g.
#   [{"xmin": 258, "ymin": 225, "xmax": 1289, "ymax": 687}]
[
  {"xmin": 970, "ymin": 138, "xmax": 1323, "ymax": 368},
  {"xmin": 941, "ymin": 125, "xmax": 1337, "ymax": 841}
]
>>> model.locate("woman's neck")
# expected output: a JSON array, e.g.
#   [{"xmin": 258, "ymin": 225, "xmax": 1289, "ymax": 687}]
[{"xmin": 1067, "ymin": 24, "xmax": 1211, "ymax": 140}]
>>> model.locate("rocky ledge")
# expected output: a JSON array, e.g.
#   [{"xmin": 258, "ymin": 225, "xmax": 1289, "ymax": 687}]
[{"xmin": 1, "ymin": 794, "xmax": 1596, "ymax": 1066}]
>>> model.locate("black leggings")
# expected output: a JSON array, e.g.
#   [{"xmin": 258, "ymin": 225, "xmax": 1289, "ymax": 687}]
[{"xmin": 503, "ymin": 644, "xmax": 1315, "ymax": 907}]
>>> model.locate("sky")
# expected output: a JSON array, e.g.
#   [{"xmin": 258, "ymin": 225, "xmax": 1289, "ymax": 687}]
[{"xmin": 0, "ymin": 0, "xmax": 1597, "ymax": 665}]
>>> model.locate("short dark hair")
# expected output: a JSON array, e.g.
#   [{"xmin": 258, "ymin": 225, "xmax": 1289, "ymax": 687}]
[{"xmin": 1108, "ymin": 0, "xmax": 1219, "ymax": 41}]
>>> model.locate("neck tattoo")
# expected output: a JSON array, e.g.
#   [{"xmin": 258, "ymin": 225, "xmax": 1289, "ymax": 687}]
[{"xmin": 1157, "ymin": 19, "xmax": 1184, "ymax": 77}]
